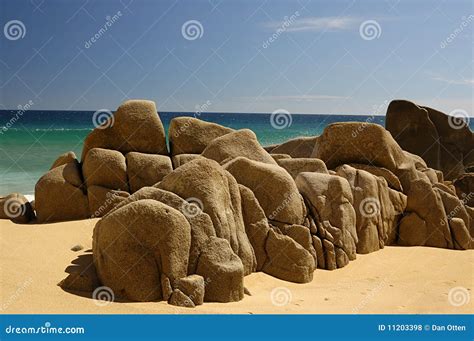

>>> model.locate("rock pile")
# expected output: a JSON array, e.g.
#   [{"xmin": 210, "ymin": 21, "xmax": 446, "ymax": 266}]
[{"xmin": 2, "ymin": 99, "xmax": 472, "ymax": 307}]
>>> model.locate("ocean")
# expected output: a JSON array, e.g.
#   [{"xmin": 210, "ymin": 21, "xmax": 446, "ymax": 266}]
[{"xmin": 1, "ymin": 110, "xmax": 469, "ymax": 197}]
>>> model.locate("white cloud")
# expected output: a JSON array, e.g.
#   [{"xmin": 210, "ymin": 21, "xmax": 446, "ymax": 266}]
[
  {"xmin": 431, "ymin": 75, "xmax": 474, "ymax": 86},
  {"xmin": 240, "ymin": 94, "xmax": 350, "ymax": 102},
  {"xmin": 265, "ymin": 16, "xmax": 360, "ymax": 32}
]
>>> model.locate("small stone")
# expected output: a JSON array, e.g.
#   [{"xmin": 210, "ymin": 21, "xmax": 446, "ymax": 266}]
[
  {"xmin": 168, "ymin": 289, "xmax": 195, "ymax": 308},
  {"xmin": 70, "ymin": 245, "xmax": 83, "ymax": 252},
  {"xmin": 174, "ymin": 275, "xmax": 205, "ymax": 306}
]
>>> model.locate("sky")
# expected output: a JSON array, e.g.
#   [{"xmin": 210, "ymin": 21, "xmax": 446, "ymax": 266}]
[{"xmin": 0, "ymin": 0, "xmax": 472, "ymax": 115}]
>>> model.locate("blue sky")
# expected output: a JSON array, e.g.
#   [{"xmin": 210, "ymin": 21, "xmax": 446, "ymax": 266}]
[{"xmin": 0, "ymin": 0, "xmax": 472, "ymax": 115}]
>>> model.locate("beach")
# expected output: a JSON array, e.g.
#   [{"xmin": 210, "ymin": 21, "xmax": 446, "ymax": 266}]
[{"xmin": 1, "ymin": 218, "xmax": 472, "ymax": 314}]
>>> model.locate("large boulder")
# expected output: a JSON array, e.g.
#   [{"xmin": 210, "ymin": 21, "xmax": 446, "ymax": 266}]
[
  {"xmin": 158, "ymin": 158, "xmax": 256, "ymax": 275},
  {"xmin": 262, "ymin": 229, "xmax": 315, "ymax": 283},
  {"xmin": 195, "ymin": 237, "xmax": 244, "ymax": 302},
  {"xmin": 436, "ymin": 188, "xmax": 473, "ymax": 250},
  {"xmin": 335, "ymin": 165, "xmax": 407, "ymax": 253},
  {"xmin": 277, "ymin": 224, "xmax": 318, "ymax": 264},
  {"xmin": 238, "ymin": 185, "xmax": 269, "ymax": 271},
  {"xmin": 171, "ymin": 154, "xmax": 203, "ymax": 169},
  {"xmin": 386, "ymin": 99, "xmax": 474, "ymax": 180},
  {"xmin": 296, "ymin": 172, "xmax": 357, "ymax": 269},
  {"xmin": 422, "ymin": 105, "xmax": 473, "ymax": 179},
  {"xmin": 81, "ymin": 100, "xmax": 167, "ymax": 161},
  {"xmin": 0, "ymin": 193, "xmax": 35, "ymax": 224},
  {"xmin": 224, "ymin": 157, "xmax": 306, "ymax": 225},
  {"xmin": 35, "ymin": 163, "xmax": 89, "ymax": 223},
  {"xmin": 312, "ymin": 122, "xmax": 424, "ymax": 192},
  {"xmin": 385, "ymin": 100, "xmax": 440, "ymax": 170},
  {"xmin": 398, "ymin": 178, "xmax": 453, "ymax": 248},
  {"xmin": 82, "ymin": 148, "xmax": 128, "ymax": 191},
  {"xmin": 93, "ymin": 199, "xmax": 191, "ymax": 301},
  {"xmin": 276, "ymin": 158, "xmax": 328, "ymax": 179},
  {"xmin": 313, "ymin": 122, "xmax": 407, "ymax": 173},
  {"xmin": 169, "ymin": 117, "xmax": 234, "ymax": 155},
  {"xmin": 125, "ymin": 152, "xmax": 172, "ymax": 192},
  {"xmin": 105, "ymin": 186, "xmax": 216, "ymax": 274},
  {"xmin": 268, "ymin": 136, "xmax": 318, "ymax": 158},
  {"xmin": 238, "ymin": 185, "xmax": 315, "ymax": 281},
  {"xmin": 201, "ymin": 129, "xmax": 277, "ymax": 165}
]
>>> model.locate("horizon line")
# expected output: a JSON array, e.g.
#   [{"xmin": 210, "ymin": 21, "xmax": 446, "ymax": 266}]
[{"xmin": 0, "ymin": 109, "xmax": 389, "ymax": 116}]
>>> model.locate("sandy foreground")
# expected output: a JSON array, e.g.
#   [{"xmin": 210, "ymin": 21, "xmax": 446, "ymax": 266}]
[{"xmin": 0, "ymin": 219, "xmax": 472, "ymax": 314}]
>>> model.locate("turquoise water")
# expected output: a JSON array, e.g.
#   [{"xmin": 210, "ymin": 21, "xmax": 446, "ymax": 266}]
[{"xmin": 0, "ymin": 110, "xmax": 399, "ymax": 195}]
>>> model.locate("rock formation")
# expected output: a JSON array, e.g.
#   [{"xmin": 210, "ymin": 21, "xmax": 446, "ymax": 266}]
[
  {"xmin": 386, "ymin": 99, "xmax": 473, "ymax": 180},
  {"xmin": 2, "ymin": 98, "xmax": 472, "ymax": 307}
]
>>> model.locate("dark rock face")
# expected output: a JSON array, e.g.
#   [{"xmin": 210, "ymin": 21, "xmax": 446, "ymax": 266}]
[{"xmin": 386, "ymin": 99, "xmax": 473, "ymax": 180}]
